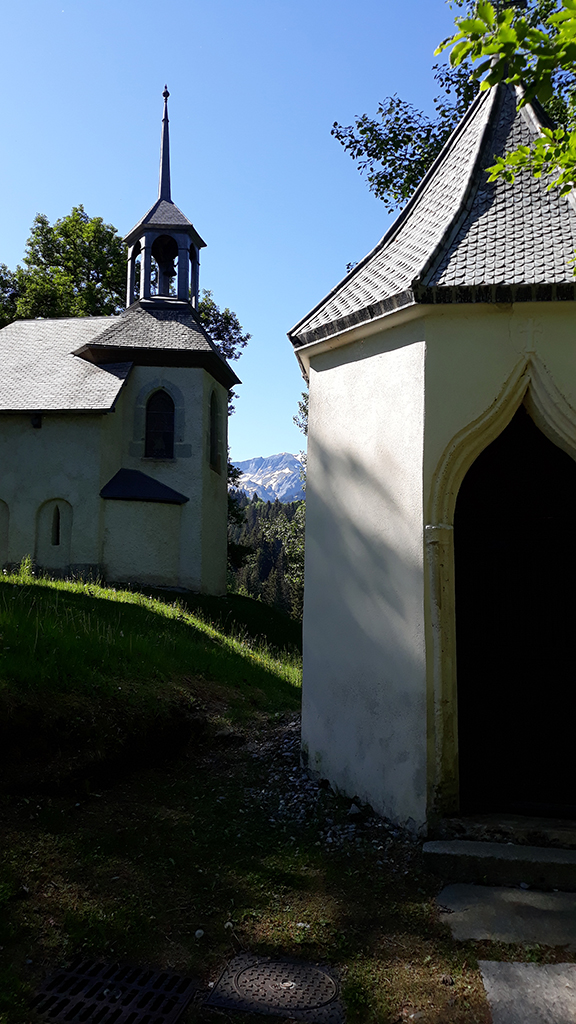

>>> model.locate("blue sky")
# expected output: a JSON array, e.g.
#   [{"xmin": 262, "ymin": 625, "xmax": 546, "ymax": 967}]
[{"xmin": 0, "ymin": 0, "xmax": 458, "ymax": 461}]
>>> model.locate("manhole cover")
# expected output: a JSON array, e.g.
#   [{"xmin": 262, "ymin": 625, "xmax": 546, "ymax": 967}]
[
  {"xmin": 206, "ymin": 953, "xmax": 344, "ymax": 1022},
  {"xmin": 31, "ymin": 957, "xmax": 199, "ymax": 1023}
]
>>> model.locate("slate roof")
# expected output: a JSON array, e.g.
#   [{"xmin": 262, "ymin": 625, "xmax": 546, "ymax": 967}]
[
  {"xmin": 82, "ymin": 300, "xmax": 221, "ymax": 354},
  {"xmin": 124, "ymin": 198, "xmax": 206, "ymax": 248},
  {"xmin": 289, "ymin": 83, "xmax": 576, "ymax": 349},
  {"xmin": 0, "ymin": 299, "xmax": 239, "ymax": 412},
  {"xmin": 100, "ymin": 468, "xmax": 189, "ymax": 504},
  {"xmin": 0, "ymin": 318, "xmax": 131, "ymax": 412},
  {"xmin": 76, "ymin": 300, "xmax": 240, "ymax": 389}
]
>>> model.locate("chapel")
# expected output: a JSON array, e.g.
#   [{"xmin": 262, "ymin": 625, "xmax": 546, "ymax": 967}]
[
  {"xmin": 289, "ymin": 81, "xmax": 576, "ymax": 831},
  {"xmin": 0, "ymin": 88, "xmax": 239, "ymax": 593}
]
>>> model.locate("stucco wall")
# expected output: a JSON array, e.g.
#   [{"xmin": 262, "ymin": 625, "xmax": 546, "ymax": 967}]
[
  {"xmin": 102, "ymin": 501, "xmax": 181, "ymax": 585},
  {"xmin": 0, "ymin": 362, "xmax": 229, "ymax": 594},
  {"xmin": 200, "ymin": 377, "xmax": 228, "ymax": 595},
  {"xmin": 423, "ymin": 303, "xmax": 576, "ymax": 504},
  {"xmin": 114, "ymin": 365, "xmax": 228, "ymax": 592},
  {"xmin": 302, "ymin": 300, "xmax": 576, "ymax": 830},
  {"xmin": 0, "ymin": 413, "xmax": 104, "ymax": 572},
  {"xmin": 303, "ymin": 324, "xmax": 427, "ymax": 829}
]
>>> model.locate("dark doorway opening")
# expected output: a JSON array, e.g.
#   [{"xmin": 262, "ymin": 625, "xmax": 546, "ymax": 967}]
[{"xmin": 455, "ymin": 404, "xmax": 576, "ymax": 819}]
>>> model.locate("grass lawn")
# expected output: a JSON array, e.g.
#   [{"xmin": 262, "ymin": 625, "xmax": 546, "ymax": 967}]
[{"xmin": 0, "ymin": 570, "xmax": 573, "ymax": 1023}]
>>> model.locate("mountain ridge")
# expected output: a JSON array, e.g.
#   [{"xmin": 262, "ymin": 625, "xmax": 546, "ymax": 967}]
[{"xmin": 232, "ymin": 452, "xmax": 305, "ymax": 503}]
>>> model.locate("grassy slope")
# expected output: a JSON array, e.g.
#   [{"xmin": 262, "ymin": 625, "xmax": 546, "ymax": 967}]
[
  {"xmin": 1, "ymin": 572, "xmax": 571, "ymax": 1023},
  {"xmin": 0, "ymin": 567, "xmax": 301, "ymax": 773}
]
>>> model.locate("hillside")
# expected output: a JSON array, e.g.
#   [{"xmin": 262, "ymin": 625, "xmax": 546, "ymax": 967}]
[
  {"xmin": 0, "ymin": 564, "xmax": 302, "ymax": 798},
  {"xmin": 233, "ymin": 452, "xmax": 305, "ymax": 502}
]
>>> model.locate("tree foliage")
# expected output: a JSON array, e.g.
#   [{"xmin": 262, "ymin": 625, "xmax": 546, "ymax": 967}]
[
  {"xmin": 439, "ymin": 0, "xmax": 576, "ymax": 195},
  {"xmin": 15, "ymin": 206, "xmax": 126, "ymax": 319},
  {"xmin": 331, "ymin": 0, "xmax": 566, "ymax": 211},
  {"xmin": 228, "ymin": 493, "xmax": 305, "ymax": 620},
  {"xmin": 0, "ymin": 264, "xmax": 18, "ymax": 329},
  {"xmin": 332, "ymin": 63, "xmax": 478, "ymax": 210},
  {"xmin": 293, "ymin": 389, "xmax": 309, "ymax": 437},
  {"xmin": 197, "ymin": 289, "xmax": 250, "ymax": 363}
]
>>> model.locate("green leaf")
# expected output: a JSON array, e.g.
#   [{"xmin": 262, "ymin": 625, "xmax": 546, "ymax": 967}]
[
  {"xmin": 457, "ymin": 17, "xmax": 493, "ymax": 35},
  {"xmin": 477, "ymin": 2, "xmax": 495, "ymax": 28}
]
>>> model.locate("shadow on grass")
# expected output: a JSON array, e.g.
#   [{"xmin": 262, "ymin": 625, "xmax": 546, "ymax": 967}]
[
  {"xmin": 0, "ymin": 736, "xmax": 499, "ymax": 1024},
  {"xmin": 0, "ymin": 578, "xmax": 301, "ymax": 711}
]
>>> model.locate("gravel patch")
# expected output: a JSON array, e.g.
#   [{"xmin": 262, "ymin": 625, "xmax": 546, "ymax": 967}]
[{"xmin": 242, "ymin": 713, "xmax": 420, "ymax": 872}]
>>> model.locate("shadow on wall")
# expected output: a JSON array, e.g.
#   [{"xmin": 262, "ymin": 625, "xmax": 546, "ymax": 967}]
[{"xmin": 303, "ymin": 437, "xmax": 426, "ymax": 824}]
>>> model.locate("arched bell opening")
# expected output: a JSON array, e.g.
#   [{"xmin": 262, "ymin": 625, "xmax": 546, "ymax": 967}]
[
  {"xmin": 189, "ymin": 246, "xmax": 199, "ymax": 307},
  {"xmin": 151, "ymin": 234, "xmax": 178, "ymax": 296},
  {"xmin": 126, "ymin": 241, "xmax": 142, "ymax": 307},
  {"xmin": 454, "ymin": 402, "xmax": 576, "ymax": 819}
]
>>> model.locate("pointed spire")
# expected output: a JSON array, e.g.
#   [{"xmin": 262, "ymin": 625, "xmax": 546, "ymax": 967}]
[{"xmin": 158, "ymin": 85, "xmax": 171, "ymax": 202}]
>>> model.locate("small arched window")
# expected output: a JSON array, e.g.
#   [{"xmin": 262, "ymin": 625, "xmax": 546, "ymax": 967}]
[
  {"xmin": 145, "ymin": 390, "xmax": 175, "ymax": 459},
  {"xmin": 209, "ymin": 392, "xmax": 221, "ymax": 472},
  {"xmin": 51, "ymin": 505, "xmax": 60, "ymax": 546}
]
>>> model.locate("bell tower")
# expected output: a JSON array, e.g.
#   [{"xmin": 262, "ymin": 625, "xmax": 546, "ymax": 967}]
[{"xmin": 123, "ymin": 87, "xmax": 206, "ymax": 308}]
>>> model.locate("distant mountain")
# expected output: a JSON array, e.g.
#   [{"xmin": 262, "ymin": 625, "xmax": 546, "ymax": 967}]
[{"xmin": 232, "ymin": 452, "xmax": 305, "ymax": 503}]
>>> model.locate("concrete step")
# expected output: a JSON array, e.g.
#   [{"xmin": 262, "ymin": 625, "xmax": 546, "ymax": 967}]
[{"xmin": 423, "ymin": 839, "xmax": 576, "ymax": 890}]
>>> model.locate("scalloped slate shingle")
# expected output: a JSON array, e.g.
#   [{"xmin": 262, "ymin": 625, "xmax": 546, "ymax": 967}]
[
  {"xmin": 289, "ymin": 83, "xmax": 576, "ymax": 349},
  {"xmin": 0, "ymin": 299, "xmax": 238, "ymax": 411},
  {"xmin": 0, "ymin": 317, "xmax": 131, "ymax": 411},
  {"xmin": 428, "ymin": 86, "xmax": 576, "ymax": 289},
  {"xmin": 86, "ymin": 302, "xmax": 222, "ymax": 355},
  {"xmin": 125, "ymin": 197, "xmax": 193, "ymax": 236}
]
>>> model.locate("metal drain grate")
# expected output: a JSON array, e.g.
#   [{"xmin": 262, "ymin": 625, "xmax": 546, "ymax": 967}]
[
  {"xmin": 31, "ymin": 957, "xmax": 199, "ymax": 1024},
  {"xmin": 206, "ymin": 953, "xmax": 344, "ymax": 1023}
]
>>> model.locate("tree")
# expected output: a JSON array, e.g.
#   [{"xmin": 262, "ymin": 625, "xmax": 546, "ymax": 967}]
[
  {"xmin": 438, "ymin": 0, "xmax": 576, "ymax": 196},
  {"xmin": 197, "ymin": 288, "xmax": 249, "ymax": 421},
  {"xmin": 332, "ymin": 63, "xmax": 478, "ymax": 211},
  {"xmin": 293, "ymin": 389, "xmax": 308, "ymax": 437},
  {"xmin": 293, "ymin": 387, "xmax": 308, "ymax": 482},
  {"xmin": 0, "ymin": 264, "xmax": 18, "ymax": 329},
  {"xmin": 197, "ymin": 289, "xmax": 250, "ymax": 363},
  {"xmin": 15, "ymin": 206, "xmax": 126, "ymax": 319},
  {"xmin": 331, "ymin": 0, "xmax": 563, "ymax": 211}
]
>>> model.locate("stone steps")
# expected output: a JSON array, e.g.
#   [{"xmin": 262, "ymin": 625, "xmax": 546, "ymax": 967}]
[{"xmin": 423, "ymin": 839, "xmax": 576, "ymax": 890}]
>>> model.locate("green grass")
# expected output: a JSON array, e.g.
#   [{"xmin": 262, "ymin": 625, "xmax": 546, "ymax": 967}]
[
  {"xmin": 0, "ymin": 562, "xmax": 301, "ymax": 705},
  {"xmin": 1, "ymin": 568, "xmax": 572, "ymax": 1023},
  {"xmin": 0, "ymin": 564, "xmax": 301, "ymax": 800}
]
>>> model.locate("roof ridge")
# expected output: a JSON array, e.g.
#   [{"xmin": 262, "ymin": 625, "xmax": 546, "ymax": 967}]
[
  {"xmin": 288, "ymin": 87, "xmax": 493, "ymax": 340},
  {"xmin": 415, "ymin": 84, "xmax": 502, "ymax": 290},
  {"xmin": 11, "ymin": 315, "xmax": 113, "ymax": 326}
]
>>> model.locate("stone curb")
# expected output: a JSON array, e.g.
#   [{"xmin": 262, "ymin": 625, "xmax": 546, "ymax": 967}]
[{"xmin": 423, "ymin": 840, "xmax": 576, "ymax": 890}]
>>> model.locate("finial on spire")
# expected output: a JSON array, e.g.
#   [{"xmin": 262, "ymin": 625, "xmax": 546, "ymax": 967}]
[{"xmin": 158, "ymin": 85, "xmax": 171, "ymax": 202}]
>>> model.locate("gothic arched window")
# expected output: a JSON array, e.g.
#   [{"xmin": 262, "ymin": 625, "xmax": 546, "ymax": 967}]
[{"xmin": 145, "ymin": 390, "xmax": 175, "ymax": 459}]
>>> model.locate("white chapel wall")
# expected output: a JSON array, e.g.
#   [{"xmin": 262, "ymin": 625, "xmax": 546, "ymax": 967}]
[
  {"xmin": 200, "ymin": 376, "xmax": 228, "ymax": 595},
  {"xmin": 0, "ymin": 413, "xmax": 105, "ymax": 573},
  {"xmin": 422, "ymin": 302, "xmax": 576, "ymax": 506},
  {"xmin": 106, "ymin": 363, "xmax": 227, "ymax": 592},
  {"xmin": 303, "ymin": 321, "xmax": 427, "ymax": 829},
  {"xmin": 102, "ymin": 501, "xmax": 181, "ymax": 586}
]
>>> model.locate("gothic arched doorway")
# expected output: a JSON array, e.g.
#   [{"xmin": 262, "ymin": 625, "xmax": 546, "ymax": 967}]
[{"xmin": 455, "ymin": 403, "xmax": 576, "ymax": 819}]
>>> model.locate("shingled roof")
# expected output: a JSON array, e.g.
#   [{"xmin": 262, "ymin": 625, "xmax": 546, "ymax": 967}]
[
  {"xmin": 123, "ymin": 198, "xmax": 206, "ymax": 250},
  {"xmin": 75, "ymin": 300, "xmax": 240, "ymax": 389},
  {"xmin": 0, "ymin": 318, "xmax": 131, "ymax": 412},
  {"xmin": 0, "ymin": 298, "xmax": 239, "ymax": 412},
  {"xmin": 289, "ymin": 82, "xmax": 576, "ymax": 350}
]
